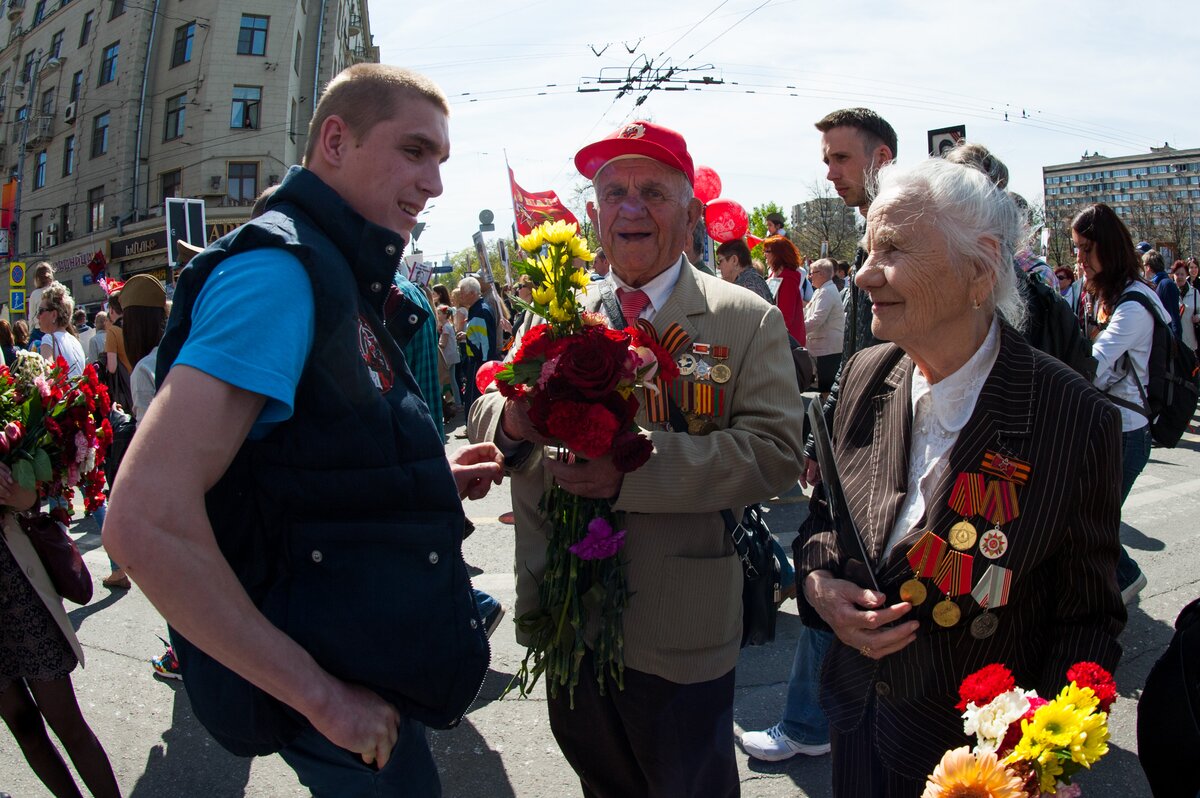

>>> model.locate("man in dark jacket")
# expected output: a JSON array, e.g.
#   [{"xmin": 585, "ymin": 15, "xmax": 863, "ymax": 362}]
[
  {"xmin": 1144, "ymin": 249, "xmax": 1183, "ymax": 339},
  {"xmin": 104, "ymin": 65, "xmax": 504, "ymax": 796}
]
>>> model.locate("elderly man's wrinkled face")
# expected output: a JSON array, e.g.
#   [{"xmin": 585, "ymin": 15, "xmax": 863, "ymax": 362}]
[
  {"xmin": 587, "ymin": 158, "xmax": 701, "ymax": 288},
  {"xmin": 856, "ymin": 193, "xmax": 988, "ymax": 354}
]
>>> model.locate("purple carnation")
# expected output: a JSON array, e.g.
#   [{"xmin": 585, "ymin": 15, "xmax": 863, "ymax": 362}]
[{"xmin": 569, "ymin": 517, "xmax": 627, "ymax": 561}]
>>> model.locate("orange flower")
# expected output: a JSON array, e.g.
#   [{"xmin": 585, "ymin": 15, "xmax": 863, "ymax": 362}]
[{"xmin": 923, "ymin": 746, "xmax": 1026, "ymax": 798}]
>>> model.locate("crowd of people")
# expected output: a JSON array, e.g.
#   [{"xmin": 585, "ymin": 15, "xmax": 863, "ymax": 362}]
[{"xmin": 0, "ymin": 60, "xmax": 1195, "ymax": 798}]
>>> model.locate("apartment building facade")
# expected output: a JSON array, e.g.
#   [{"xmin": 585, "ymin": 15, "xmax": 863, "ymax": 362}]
[{"xmin": 0, "ymin": 0, "xmax": 377, "ymax": 313}]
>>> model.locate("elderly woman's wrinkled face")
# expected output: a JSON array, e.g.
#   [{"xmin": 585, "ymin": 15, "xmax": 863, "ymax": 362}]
[{"xmin": 857, "ymin": 193, "xmax": 982, "ymax": 352}]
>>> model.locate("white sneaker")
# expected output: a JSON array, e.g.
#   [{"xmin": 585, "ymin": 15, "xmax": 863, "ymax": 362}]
[{"xmin": 741, "ymin": 724, "xmax": 831, "ymax": 762}]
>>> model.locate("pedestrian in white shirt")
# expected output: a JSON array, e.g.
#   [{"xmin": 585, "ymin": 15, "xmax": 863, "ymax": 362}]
[{"xmin": 802, "ymin": 258, "xmax": 845, "ymax": 396}]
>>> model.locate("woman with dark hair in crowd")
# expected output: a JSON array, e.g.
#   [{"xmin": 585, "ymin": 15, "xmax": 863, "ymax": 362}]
[
  {"xmin": 12, "ymin": 319, "xmax": 30, "ymax": 352},
  {"xmin": 762, "ymin": 235, "xmax": 807, "ymax": 344},
  {"xmin": 0, "ymin": 320, "xmax": 16, "ymax": 367},
  {"xmin": 432, "ymin": 283, "xmax": 451, "ymax": 308},
  {"xmin": 716, "ymin": 238, "xmax": 773, "ymax": 302},
  {"xmin": 1073, "ymin": 202, "xmax": 1165, "ymax": 604},
  {"xmin": 1172, "ymin": 260, "xmax": 1200, "ymax": 355}
]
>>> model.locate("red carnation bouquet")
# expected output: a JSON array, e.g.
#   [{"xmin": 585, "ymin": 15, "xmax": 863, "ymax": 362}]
[
  {"xmin": 477, "ymin": 220, "xmax": 676, "ymax": 705},
  {"xmin": 0, "ymin": 354, "xmax": 113, "ymax": 520}
]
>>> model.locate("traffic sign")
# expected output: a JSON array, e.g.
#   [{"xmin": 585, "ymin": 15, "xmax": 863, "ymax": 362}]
[{"xmin": 9, "ymin": 260, "xmax": 25, "ymax": 287}]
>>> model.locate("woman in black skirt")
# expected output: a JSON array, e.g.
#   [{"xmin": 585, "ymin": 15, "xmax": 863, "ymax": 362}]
[{"xmin": 0, "ymin": 462, "xmax": 121, "ymax": 798}]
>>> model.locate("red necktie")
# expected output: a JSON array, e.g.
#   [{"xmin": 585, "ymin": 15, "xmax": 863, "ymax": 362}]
[{"xmin": 617, "ymin": 288, "xmax": 651, "ymax": 324}]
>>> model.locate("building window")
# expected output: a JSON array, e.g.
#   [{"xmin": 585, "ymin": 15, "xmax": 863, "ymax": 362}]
[
  {"xmin": 22, "ymin": 53, "xmax": 36, "ymax": 84},
  {"xmin": 59, "ymin": 203, "xmax": 70, "ymax": 238},
  {"xmin": 237, "ymin": 14, "xmax": 269, "ymax": 56},
  {"xmin": 109, "ymin": 0, "xmax": 124, "ymax": 20},
  {"xmin": 33, "ymin": 151, "xmax": 46, "ymax": 189},
  {"xmin": 230, "ymin": 86, "xmax": 261, "ymax": 129},
  {"xmin": 227, "ymin": 162, "xmax": 257, "ymax": 202},
  {"xmin": 49, "ymin": 29, "xmax": 64, "ymax": 59},
  {"xmin": 98, "ymin": 42, "xmax": 119, "ymax": 86},
  {"xmin": 31, "ymin": 215, "xmax": 42, "ymax": 252},
  {"xmin": 161, "ymin": 169, "xmax": 181, "ymax": 203},
  {"xmin": 164, "ymin": 93, "xmax": 185, "ymax": 140},
  {"xmin": 39, "ymin": 88, "xmax": 54, "ymax": 117},
  {"xmin": 62, "ymin": 134, "xmax": 74, "ymax": 175},
  {"xmin": 87, "ymin": 186, "xmax": 104, "ymax": 232},
  {"xmin": 15, "ymin": 105, "xmax": 27, "ymax": 123},
  {"xmin": 78, "ymin": 10, "xmax": 93, "ymax": 48},
  {"xmin": 69, "ymin": 70, "xmax": 82, "ymax": 103},
  {"xmin": 289, "ymin": 97, "xmax": 297, "ymax": 142},
  {"xmin": 294, "ymin": 32, "xmax": 302, "ymax": 74},
  {"xmin": 171, "ymin": 22, "xmax": 195, "ymax": 68},
  {"xmin": 91, "ymin": 112, "xmax": 109, "ymax": 157},
  {"xmin": 32, "ymin": 0, "xmax": 46, "ymax": 25}
]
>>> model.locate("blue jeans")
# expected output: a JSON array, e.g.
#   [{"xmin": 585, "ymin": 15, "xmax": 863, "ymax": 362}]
[
  {"xmin": 278, "ymin": 719, "xmax": 440, "ymax": 797},
  {"xmin": 779, "ymin": 625, "xmax": 833, "ymax": 745},
  {"xmin": 1116, "ymin": 425, "xmax": 1152, "ymax": 589},
  {"xmin": 771, "ymin": 537, "xmax": 796, "ymax": 591}
]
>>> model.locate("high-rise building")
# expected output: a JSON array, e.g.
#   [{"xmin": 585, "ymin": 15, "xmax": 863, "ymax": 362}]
[
  {"xmin": 1043, "ymin": 144, "xmax": 1200, "ymax": 265},
  {"xmin": 0, "ymin": 0, "xmax": 377, "ymax": 313}
]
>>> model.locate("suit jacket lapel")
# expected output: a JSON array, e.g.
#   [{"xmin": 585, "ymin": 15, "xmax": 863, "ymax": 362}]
[
  {"xmin": 863, "ymin": 355, "xmax": 915, "ymax": 567},
  {"xmin": 646, "ymin": 259, "xmax": 708, "ymax": 341}
]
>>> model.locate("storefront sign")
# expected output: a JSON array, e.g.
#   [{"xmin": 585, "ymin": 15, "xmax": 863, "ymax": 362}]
[
  {"xmin": 110, "ymin": 229, "xmax": 168, "ymax": 262},
  {"xmin": 54, "ymin": 249, "xmax": 98, "ymax": 273}
]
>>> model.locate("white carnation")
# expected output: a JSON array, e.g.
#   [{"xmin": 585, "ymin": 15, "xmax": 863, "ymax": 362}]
[{"xmin": 962, "ymin": 688, "xmax": 1036, "ymax": 754}]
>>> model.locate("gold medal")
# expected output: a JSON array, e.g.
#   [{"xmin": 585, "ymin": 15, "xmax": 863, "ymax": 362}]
[
  {"xmin": 949, "ymin": 520, "xmax": 977, "ymax": 551},
  {"xmin": 970, "ymin": 612, "xmax": 999, "ymax": 639},
  {"xmin": 710, "ymin": 363, "xmax": 731, "ymax": 384},
  {"xmin": 932, "ymin": 599, "xmax": 961, "ymax": 627},
  {"xmin": 899, "ymin": 578, "xmax": 927, "ymax": 606}
]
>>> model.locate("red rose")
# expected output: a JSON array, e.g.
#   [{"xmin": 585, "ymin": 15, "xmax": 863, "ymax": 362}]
[
  {"xmin": 611, "ymin": 430, "xmax": 653, "ymax": 472},
  {"xmin": 555, "ymin": 327, "xmax": 632, "ymax": 400},
  {"xmin": 956, "ymin": 663, "xmax": 1015, "ymax": 712}
]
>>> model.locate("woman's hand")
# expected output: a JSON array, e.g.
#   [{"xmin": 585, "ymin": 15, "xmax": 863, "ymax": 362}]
[
  {"xmin": 0, "ymin": 462, "xmax": 38, "ymax": 511},
  {"xmin": 804, "ymin": 569, "xmax": 918, "ymax": 660}
]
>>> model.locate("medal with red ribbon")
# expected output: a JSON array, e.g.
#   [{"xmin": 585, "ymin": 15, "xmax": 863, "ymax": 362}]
[
  {"xmin": 934, "ymin": 550, "xmax": 974, "ymax": 597},
  {"xmin": 947, "ymin": 473, "xmax": 985, "ymax": 551},
  {"xmin": 981, "ymin": 479, "xmax": 1020, "ymax": 529},
  {"xmin": 980, "ymin": 450, "xmax": 1032, "ymax": 485},
  {"xmin": 900, "ymin": 530, "xmax": 948, "ymax": 606},
  {"xmin": 636, "ymin": 319, "xmax": 690, "ymax": 423}
]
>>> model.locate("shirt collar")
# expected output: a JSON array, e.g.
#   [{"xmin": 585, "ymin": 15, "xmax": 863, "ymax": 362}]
[
  {"xmin": 910, "ymin": 318, "xmax": 1001, "ymax": 433},
  {"xmin": 607, "ymin": 255, "xmax": 686, "ymax": 316}
]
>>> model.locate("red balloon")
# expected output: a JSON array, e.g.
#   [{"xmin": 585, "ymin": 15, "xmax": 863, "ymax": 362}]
[
  {"xmin": 705, "ymin": 199, "xmax": 749, "ymax": 243},
  {"xmin": 693, "ymin": 166, "xmax": 722, "ymax": 204}
]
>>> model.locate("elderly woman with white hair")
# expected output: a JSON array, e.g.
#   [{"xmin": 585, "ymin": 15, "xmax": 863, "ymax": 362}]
[{"xmin": 795, "ymin": 158, "xmax": 1125, "ymax": 796}]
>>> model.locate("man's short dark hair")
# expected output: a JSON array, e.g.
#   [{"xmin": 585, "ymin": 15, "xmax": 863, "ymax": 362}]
[
  {"xmin": 766, "ymin": 212, "xmax": 785, "ymax": 227},
  {"xmin": 715, "ymin": 238, "xmax": 751, "ymax": 268},
  {"xmin": 814, "ymin": 107, "xmax": 898, "ymax": 160},
  {"xmin": 1143, "ymin": 250, "xmax": 1167, "ymax": 274}
]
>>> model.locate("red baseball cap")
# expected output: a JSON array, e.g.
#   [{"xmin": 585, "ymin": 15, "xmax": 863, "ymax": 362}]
[{"xmin": 574, "ymin": 121, "xmax": 695, "ymax": 185}]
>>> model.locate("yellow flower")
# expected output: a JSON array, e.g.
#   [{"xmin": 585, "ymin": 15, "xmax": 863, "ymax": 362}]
[
  {"xmin": 1035, "ymin": 750, "xmax": 1064, "ymax": 793},
  {"xmin": 1056, "ymin": 683, "xmax": 1099, "ymax": 714},
  {"xmin": 570, "ymin": 268, "xmax": 591, "ymax": 289},
  {"xmin": 1069, "ymin": 711, "xmax": 1108, "ymax": 767},
  {"xmin": 1025, "ymin": 698, "xmax": 1084, "ymax": 750},
  {"xmin": 547, "ymin": 298, "xmax": 573, "ymax": 322},
  {"xmin": 922, "ymin": 746, "xmax": 1025, "ymax": 798},
  {"xmin": 532, "ymin": 284, "xmax": 554, "ymax": 305},
  {"xmin": 517, "ymin": 229, "xmax": 545, "ymax": 253},
  {"xmin": 568, "ymin": 235, "xmax": 595, "ymax": 262},
  {"xmin": 540, "ymin": 219, "xmax": 578, "ymax": 245}
]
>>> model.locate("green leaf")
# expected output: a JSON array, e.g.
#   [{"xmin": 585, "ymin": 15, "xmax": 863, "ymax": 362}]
[
  {"xmin": 510, "ymin": 362, "xmax": 543, "ymax": 383},
  {"xmin": 32, "ymin": 448, "xmax": 52, "ymax": 482},
  {"xmin": 13, "ymin": 459, "xmax": 34, "ymax": 491}
]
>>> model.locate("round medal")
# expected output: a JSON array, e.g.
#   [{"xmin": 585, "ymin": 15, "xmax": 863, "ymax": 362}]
[
  {"xmin": 970, "ymin": 612, "xmax": 999, "ymax": 639},
  {"xmin": 677, "ymin": 354, "xmax": 697, "ymax": 376},
  {"xmin": 899, "ymin": 578, "xmax": 928, "ymax": 606},
  {"xmin": 932, "ymin": 599, "xmax": 962, "ymax": 628},
  {"xmin": 949, "ymin": 520, "xmax": 978, "ymax": 551},
  {"xmin": 710, "ymin": 363, "xmax": 731, "ymax": 384},
  {"xmin": 978, "ymin": 528, "xmax": 1008, "ymax": 559}
]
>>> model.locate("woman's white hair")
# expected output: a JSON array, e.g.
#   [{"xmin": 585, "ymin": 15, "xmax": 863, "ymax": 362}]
[{"xmin": 871, "ymin": 158, "xmax": 1028, "ymax": 331}]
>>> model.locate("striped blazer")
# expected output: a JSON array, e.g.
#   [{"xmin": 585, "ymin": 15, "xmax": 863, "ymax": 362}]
[
  {"xmin": 798, "ymin": 324, "xmax": 1126, "ymax": 780},
  {"xmin": 471, "ymin": 261, "xmax": 806, "ymax": 685}
]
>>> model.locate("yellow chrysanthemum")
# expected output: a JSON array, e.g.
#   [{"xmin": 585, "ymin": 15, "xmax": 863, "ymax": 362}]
[
  {"xmin": 547, "ymin": 298, "xmax": 573, "ymax": 322},
  {"xmin": 1070, "ymin": 711, "xmax": 1109, "ymax": 767},
  {"xmin": 1056, "ymin": 683, "xmax": 1099, "ymax": 714},
  {"xmin": 570, "ymin": 268, "xmax": 591, "ymax": 289},
  {"xmin": 922, "ymin": 746, "xmax": 1025, "ymax": 798},
  {"xmin": 1035, "ymin": 750, "xmax": 1064, "ymax": 793},
  {"xmin": 568, "ymin": 235, "xmax": 595, "ymax": 262},
  {"xmin": 1005, "ymin": 736, "xmax": 1045, "ymax": 767},
  {"xmin": 531, "ymin": 284, "xmax": 554, "ymax": 305},
  {"xmin": 540, "ymin": 220, "xmax": 578, "ymax": 245},
  {"xmin": 1025, "ymin": 698, "xmax": 1085, "ymax": 750},
  {"xmin": 517, "ymin": 229, "xmax": 545, "ymax": 253}
]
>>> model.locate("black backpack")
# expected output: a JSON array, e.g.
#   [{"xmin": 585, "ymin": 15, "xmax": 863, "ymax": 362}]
[
  {"xmin": 1020, "ymin": 269, "xmax": 1098, "ymax": 382},
  {"xmin": 1105, "ymin": 291, "xmax": 1200, "ymax": 448}
]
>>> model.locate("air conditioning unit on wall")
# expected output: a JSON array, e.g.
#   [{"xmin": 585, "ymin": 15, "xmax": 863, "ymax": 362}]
[{"xmin": 63, "ymin": 102, "xmax": 76, "ymax": 123}]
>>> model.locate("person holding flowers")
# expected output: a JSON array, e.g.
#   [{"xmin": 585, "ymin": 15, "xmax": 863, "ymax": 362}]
[
  {"xmin": 795, "ymin": 158, "xmax": 1125, "ymax": 797},
  {"xmin": 469, "ymin": 120, "xmax": 805, "ymax": 798}
]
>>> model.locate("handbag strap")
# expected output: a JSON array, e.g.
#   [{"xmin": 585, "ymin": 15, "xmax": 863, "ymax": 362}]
[{"xmin": 597, "ymin": 281, "xmax": 628, "ymax": 330}]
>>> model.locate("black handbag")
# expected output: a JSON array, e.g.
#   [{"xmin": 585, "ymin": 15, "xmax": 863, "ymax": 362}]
[
  {"xmin": 724, "ymin": 504, "xmax": 780, "ymax": 647},
  {"xmin": 15, "ymin": 511, "xmax": 93, "ymax": 605}
]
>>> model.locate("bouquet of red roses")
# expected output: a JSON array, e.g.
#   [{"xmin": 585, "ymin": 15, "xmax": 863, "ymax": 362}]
[
  {"xmin": 478, "ymin": 220, "xmax": 677, "ymax": 705},
  {"xmin": 923, "ymin": 661, "xmax": 1116, "ymax": 798},
  {"xmin": 0, "ymin": 354, "xmax": 113, "ymax": 519}
]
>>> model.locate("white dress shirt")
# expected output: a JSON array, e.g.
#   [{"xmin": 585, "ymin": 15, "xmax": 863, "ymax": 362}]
[{"xmin": 606, "ymin": 255, "xmax": 686, "ymax": 322}]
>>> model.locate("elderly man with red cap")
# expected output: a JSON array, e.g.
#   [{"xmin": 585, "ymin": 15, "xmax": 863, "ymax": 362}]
[{"xmin": 469, "ymin": 122, "xmax": 805, "ymax": 797}]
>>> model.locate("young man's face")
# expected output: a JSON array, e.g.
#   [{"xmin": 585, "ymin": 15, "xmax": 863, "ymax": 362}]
[
  {"xmin": 326, "ymin": 93, "xmax": 449, "ymax": 240},
  {"xmin": 822, "ymin": 125, "xmax": 889, "ymax": 212}
]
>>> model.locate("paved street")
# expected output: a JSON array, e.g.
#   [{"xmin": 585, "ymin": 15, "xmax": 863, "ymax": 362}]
[{"xmin": 2, "ymin": 413, "xmax": 1196, "ymax": 797}]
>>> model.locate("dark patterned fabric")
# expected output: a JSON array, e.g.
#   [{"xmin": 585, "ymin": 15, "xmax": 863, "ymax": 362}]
[{"xmin": 0, "ymin": 531, "xmax": 76, "ymax": 684}]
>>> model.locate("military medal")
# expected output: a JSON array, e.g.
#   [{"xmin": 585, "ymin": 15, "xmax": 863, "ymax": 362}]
[
  {"xmin": 978, "ymin": 528, "xmax": 1008, "ymax": 559},
  {"xmin": 931, "ymin": 549, "xmax": 973, "ymax": 628},
  {"xmin": 947, "ymin": 473, "xmax": 985, "ymax": 549},
  {"xmin": 710, "ymin": 345, "xmax": 731, "ymax": 384},
  {"xmin": 970, "ymin": 613, "xmax": 999, "ymax": 639},
  {"xmin": 677, "ymin": 353, "xmax": 697, "ymax": 376},
  {"xmin": 981, "ymin": 479, "xmax": 1020, "ymax": 542},
  {"xmin": 933, "ymin": 599, "xmax": 962, "ymax": 627},
  {"xmin": 691, "ymin": 343, "xmax": 713, "ymax": 380},
  {"xmin": 902, "ymin": 530, "xmax": 947, "ymax": 607},
  {"xmin": 980, "ymin": 450, "xmax": 1032, "ymax": 486},
  {"xmin": 968, "ymin": 564, "xmax": 1012, "ymax": 639},
  {"xmin": 900, "ymin": 579, "xmax": 928, "ymax": 606}
]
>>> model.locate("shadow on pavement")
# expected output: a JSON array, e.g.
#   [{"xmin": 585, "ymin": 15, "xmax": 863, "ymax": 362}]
[
  {"xmin": 67, "ymin": 586, "xmax": 126, "ymax": 632},
  {"xmin": 430, "ymin": 715, "xmax": 517, "ymax": 798},
  {"xmin": 127, "ymin": 682, "xmax": 253, "ymax": 798},
  {"xmin": 1120, "ymin": 521, "xmax": 1166, "ymax": 553}
]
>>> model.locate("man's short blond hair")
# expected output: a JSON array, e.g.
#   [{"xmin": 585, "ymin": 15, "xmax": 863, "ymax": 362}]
[{"xmin": 304, "ymin": 64, "xmax": 449, "ymax": 165}]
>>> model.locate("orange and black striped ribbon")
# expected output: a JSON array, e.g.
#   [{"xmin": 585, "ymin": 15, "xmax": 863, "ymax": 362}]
[
  {"xmin": 934, "ymin": 550, "xmax": 974, "ymax": 597},
  {"xmin": 907, "ymin": 530, "xmax": 948, "ymax": 578},
  {"xmin": 636, "ymin": 320, "xmax": 692, "ymax": 423},
  {"xmin": 948, "ymin": 473, "xmax": 986, "ymax": 518},
  {"xmin": 981, "ymin": 480, "xmax": 1020, "ymax": 525},
  {"xmin": 980, "ymin": 450, "xmax": 1031, "ymax": 485}
]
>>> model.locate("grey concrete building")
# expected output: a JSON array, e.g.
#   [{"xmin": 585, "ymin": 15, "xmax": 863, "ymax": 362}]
[{"xmin": 0, "ymin": 0, "xmax": 377, "ymax": 314}]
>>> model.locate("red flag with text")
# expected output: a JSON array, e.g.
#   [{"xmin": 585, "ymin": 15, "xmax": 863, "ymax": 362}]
[{"xmin": 508, "ymin": 168, "xmax": 578, "ymax": 236}]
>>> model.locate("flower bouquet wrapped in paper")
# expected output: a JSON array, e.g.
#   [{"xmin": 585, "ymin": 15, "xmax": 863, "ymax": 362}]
[
  {"xmin": 477, "ymin": 220, "xmax": 677, "ymax": 705},
  {"xmin": 923, "ymin": 662, "xmax": 1116, "ymax": 798}
]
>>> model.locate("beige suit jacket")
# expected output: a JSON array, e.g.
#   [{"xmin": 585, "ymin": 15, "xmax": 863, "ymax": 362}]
[{"xmin": 470, "ymin": 262, "xmax": 804, "ymax": 684}]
